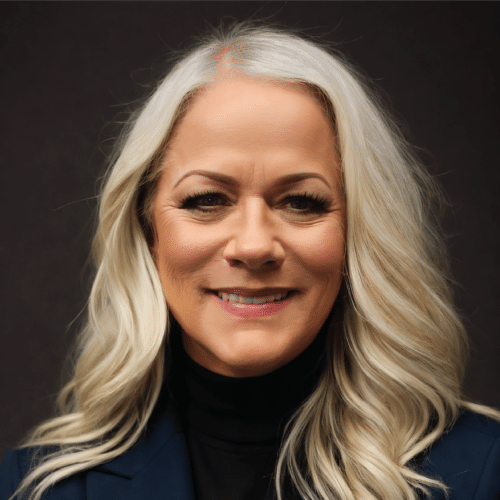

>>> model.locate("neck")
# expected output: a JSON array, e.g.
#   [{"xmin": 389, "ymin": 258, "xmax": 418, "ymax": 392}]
[{"xmin": 168, "ymin": 323, "xmax": 328, "ymax": 443}]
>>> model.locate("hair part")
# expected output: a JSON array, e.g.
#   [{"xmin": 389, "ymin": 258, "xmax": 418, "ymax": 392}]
[{"xmin": 12, "ymin": 21, "xmax": 500, "ymax": 500}]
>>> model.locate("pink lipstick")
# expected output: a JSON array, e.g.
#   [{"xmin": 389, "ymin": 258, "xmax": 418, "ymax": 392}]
[{"xmin": 212, "ymin": 290, "xmax": 293, "ymax": 318}]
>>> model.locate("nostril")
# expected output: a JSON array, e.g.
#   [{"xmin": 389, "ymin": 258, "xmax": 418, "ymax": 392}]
[{"xmin": 222, "ymin": 236, "xmax": 285, "ymax": 269}]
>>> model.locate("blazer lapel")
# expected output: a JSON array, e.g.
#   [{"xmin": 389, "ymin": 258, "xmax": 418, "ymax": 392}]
[{"xmin": 86, "ymin": 391, "xmax": 195, "ymax": 500}]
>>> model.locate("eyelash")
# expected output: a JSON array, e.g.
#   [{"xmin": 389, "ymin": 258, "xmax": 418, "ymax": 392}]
[
  {"xmin": 283, "ymin": 192, "xmax": 329, "ymax": 213},
  {"xmin": 179, "ymin": 190, "xmax": 231, "ymax": 212},
  {"xmin": 179, "ymin": 190, "xmax": 329, "ymax": 215}
]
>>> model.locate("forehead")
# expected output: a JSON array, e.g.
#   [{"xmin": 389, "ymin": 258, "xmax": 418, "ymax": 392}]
[
  {"xmin": 170, "ymin": 77, "xmax": 333, "ymax": 145},
  {"xmin": 158, "ymin": 77, "xmax": 339, "ymax": 187}
]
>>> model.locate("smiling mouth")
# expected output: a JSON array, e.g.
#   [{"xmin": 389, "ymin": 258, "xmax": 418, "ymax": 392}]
[
  {"xmin": 215, "ymin": 291, "xmax": 291, "ymax": 305},
  {"xmin": 209, "ymin": 287, "xmax": 296, "ymax": 305}
]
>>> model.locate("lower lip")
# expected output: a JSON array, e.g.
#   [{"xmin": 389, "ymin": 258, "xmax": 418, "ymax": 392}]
[{"xmin": 212, "ymin": 293, "xmax": 293, "ymax": 318}]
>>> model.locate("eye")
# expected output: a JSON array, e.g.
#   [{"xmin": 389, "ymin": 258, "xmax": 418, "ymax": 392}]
[
  {"xmin": 282, "ymin": 193, "xmax": 329, "ymax": 214},
  {"xmin": 180, "ymin": 191, "xmax": 230, "ymax": 212}
]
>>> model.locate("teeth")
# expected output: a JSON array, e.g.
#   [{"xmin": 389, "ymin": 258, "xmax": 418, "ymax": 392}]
[{"xmin": 217, "ymin": 291, "xmax": 289, "ymax": 304}]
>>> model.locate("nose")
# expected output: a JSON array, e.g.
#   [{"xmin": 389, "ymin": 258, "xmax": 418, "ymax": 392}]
[{"xmin": 223, "ymin": 198, "xmax": 285, "ymax": 270}]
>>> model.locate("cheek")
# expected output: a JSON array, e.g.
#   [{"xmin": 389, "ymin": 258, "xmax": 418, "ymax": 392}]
[
  {"xmin": 292, "ymin": 223, "xmax": 345, "ymax": 276},
  {"xmin": 154, "ymin": 217, "xmax": 222, "ymax": 286}
]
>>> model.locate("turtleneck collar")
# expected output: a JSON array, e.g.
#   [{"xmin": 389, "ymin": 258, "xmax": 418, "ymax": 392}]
[{"xmin": 168, "ymin": 322, "xmax": 328, "ymax": 445}]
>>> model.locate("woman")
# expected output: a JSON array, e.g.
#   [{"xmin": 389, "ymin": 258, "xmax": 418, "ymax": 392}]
[{"xmin": 1, "ymin": 23, "xmax": 499, "ymax": 500}]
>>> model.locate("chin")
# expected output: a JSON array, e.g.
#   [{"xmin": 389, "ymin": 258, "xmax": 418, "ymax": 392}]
[
  {"xmin": 215, "ymin": 341, "xmax": 304, "ymax": 378},
  {"xmin": 220, "ymin": 358, "xmax": 284, "ymax": 378}
]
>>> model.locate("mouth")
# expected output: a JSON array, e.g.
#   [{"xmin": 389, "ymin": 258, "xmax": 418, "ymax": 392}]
[
  {"xmin": 215, "ymin": 291, "xmax": 291, "ymax": 305},
  {"xmin": 209, "ymin": 288, "xmax": 296, "ymax": 305},
  {"xmin": 209, "ymin": 288, "xmax": 295, "ymax": 318}
]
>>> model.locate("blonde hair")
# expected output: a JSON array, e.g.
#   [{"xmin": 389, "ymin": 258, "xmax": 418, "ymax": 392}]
[{"xmin": 12, "ymin": 22, "xmax": 500, "ymax": 500}]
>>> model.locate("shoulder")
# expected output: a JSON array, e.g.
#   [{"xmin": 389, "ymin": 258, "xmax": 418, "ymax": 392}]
[
  {"xmin": 448, "ymin": 408, "xmax": 500, "ymax": 438},
  {"xmin": 0, "ymin": 398, "xmax": 188, "ymax": 500},
  {"xmin": 1, "ymin": 446, "xmax": 42, "ymax": 499},
  {"xmin": 0, "ymin": 446, "xmax": 86, "ymax": 500},
  {"xmin": 0, "ymin": 447, "xmax": 22, "ymax": 499},
  {"xmin": 421, "ymin": 409, "xmax": 500, "ymax": 499}
]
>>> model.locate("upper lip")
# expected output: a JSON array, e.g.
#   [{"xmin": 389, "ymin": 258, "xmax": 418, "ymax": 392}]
[{"xmin": 211, "ymin": 287, "xmax": 295, "ymax": 297}]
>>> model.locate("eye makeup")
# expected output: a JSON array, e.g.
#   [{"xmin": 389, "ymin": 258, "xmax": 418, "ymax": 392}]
[{"xmin": 179, "ymin": 189, "xmax": 331, "ymax": 216}]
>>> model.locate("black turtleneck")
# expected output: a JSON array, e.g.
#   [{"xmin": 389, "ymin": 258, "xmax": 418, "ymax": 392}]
[{"xmin": 168, "ymin": 325, "xmax": 327, "ymax": 500}]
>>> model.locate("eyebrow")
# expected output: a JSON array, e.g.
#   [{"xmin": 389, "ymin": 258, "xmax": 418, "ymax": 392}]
[
  {"xmin": 174, "ymin": 170, "xmax": 238, "ymax": 188},
  {"xmin": 173, "ymin": 170, "xmax": 332, "ymax": 190},
  {"xmin": 277, "ymin": 172, "xmax": 332, "ymax": 190}
]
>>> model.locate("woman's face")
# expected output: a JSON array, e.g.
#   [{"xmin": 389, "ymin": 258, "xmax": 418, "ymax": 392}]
[{"xmin": 152, "ymin": 77, "xmax": 345, "ymax": 377}]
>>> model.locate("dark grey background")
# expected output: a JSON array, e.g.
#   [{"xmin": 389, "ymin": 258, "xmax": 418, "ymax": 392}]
[{"xmin": 1, "ymin": 2, "xmax": 499, "ymax": 457}]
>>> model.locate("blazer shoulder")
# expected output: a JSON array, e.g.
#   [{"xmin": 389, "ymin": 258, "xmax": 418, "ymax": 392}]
[
  {"xmin": 454, "ymin": 409, "xmax": 500, "ymax": 439},
  {"xmin": 0, "ymin": 399, "xmax": 188, "ymax": 500},
  {"xmin": 423, "ymin": 409, "xmax": 500, "ymax": 499},
  {"xmin": 0, "ymin": 446, "xmax": 39, "ymax": 500},
  {"xmin": 1, "ymin": 448, "xmax": 18, "ymax": 499},
  {"xmin": 0, "ymin": 446, "xmax": 86, "ymax": 500}
]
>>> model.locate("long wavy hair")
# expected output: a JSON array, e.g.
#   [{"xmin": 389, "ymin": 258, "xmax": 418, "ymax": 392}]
[{"xmin": 12, "ymin": 22, "xmax": 500, "ymax": 500}]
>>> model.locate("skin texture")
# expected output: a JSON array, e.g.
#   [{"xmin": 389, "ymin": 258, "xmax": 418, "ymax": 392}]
[{"xmin": 152, "ymin": 77, "xmax": 345, "ymax": 377}]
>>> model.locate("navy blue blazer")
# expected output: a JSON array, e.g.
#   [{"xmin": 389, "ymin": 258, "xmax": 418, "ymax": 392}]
[{"xmin": 2, "ymin": 401, "xmax": 500, "ymax": 500}]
